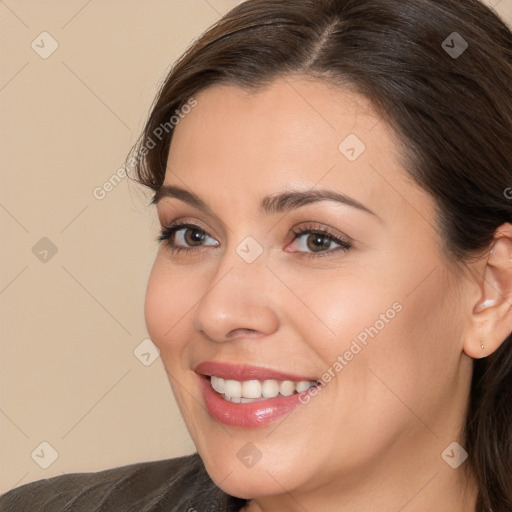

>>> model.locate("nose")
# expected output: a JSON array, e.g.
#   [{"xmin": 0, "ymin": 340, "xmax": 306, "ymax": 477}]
[{"xmin": 192, "ymin": 244, "xmax": 280, "ymax": 343}]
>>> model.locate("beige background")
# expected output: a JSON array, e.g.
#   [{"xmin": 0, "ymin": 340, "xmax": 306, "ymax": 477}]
[{"xmin": 0, "ymin": 0, "xmax": 510, "ymax": 494}]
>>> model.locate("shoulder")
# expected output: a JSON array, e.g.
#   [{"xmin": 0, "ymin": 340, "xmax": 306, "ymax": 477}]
[{"xmin": 0, "ymin": 452, "xmax": 239, "ymax": 512}]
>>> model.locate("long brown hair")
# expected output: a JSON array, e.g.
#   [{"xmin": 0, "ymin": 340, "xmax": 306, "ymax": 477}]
[{"xmin": 128, "ymin": 1, "xmax": 512, "ymax": 509}]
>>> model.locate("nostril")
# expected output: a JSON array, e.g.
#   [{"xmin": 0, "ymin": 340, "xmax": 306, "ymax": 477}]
[{"xmin": 226, "ymin": 328, "xmax": 259, "ymax": 340}]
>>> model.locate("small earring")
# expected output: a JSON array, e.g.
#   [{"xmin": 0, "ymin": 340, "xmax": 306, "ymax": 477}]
[{"xmin": 480, "ymin": 326, "xmax": 485, "ymax": 351}]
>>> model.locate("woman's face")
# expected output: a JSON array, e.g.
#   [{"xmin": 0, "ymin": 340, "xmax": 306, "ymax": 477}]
[{"xmin": 144, "ymin": 77, "xmax": 474, "ymax": 501}]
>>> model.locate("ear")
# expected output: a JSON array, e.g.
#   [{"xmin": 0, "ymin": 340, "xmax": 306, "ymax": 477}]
[{"xmin": 464, "ymin": 222, "xmax": 512, "ymax": 359}]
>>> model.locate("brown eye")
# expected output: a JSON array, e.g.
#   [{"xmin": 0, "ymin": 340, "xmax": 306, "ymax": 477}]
[
  {"xmin": 157, "ymin": 223, "xmax": 219, "ymax": 252},
  {"xmin": 306, "ymin": 233, "xmax": 333, "ymax": 252},
  {"xmin": 183, "ymin": 228, "xmax": 207, "ymax": 246},
  {"xmin": 287, "ymin": 224, "xmax": 352, "ymax": 258}
]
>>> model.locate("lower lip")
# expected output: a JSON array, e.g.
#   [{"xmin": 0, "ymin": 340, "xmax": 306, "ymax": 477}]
[{"xmin": 198, "ymin": 374, "xmax": 313, "ymax": 428}]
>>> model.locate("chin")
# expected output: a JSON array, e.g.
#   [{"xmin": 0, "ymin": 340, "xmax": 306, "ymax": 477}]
[
  {"xmin": 198, "ymin": 447, "xmax": 309, "ymax": 500},
  {"xmin": 205, "ymin": 463, "xmax": 290, "ymax": 500}
]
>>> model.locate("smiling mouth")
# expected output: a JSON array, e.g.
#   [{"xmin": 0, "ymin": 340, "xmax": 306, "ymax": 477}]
[
  {"xmin": 195, "ymin": 362, "xmax": 323, "ymax": 427},
  {"xmin": 210, "ymin": 376, "xmax": 320, "ymax": 403}
]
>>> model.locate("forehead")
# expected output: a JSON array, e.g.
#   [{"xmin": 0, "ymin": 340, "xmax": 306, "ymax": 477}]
[
  {"xmin": 164, "ymin": 77, "xmax": 434, "ymax": 226},
  {"xmin": 169, "ymin": 76, "xmax": 380, "ymax": 162}
]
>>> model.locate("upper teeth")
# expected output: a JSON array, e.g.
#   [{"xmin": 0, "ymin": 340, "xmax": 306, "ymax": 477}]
[{"xmin": 211, "ymin": 376, "xmax": 317, "ymax": 402}]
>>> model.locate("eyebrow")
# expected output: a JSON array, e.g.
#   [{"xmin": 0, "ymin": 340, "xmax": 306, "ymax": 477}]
[{"xmin": 151, "ymin": 185, "xmax": 378, "ymax": 218}]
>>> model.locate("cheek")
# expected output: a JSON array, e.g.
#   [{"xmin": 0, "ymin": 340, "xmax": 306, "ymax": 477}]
[
  {"xmin": 284, "ymin": 259, "xmax": 457, "ymax": 413},
  {"xmin": 144, "ymin": 256, "xmax": 193, "ymax": 358},
  {"xmin": 334, "ymin": 264, "xmax": 462, "ymax": 431},
  {"xmin": 273, "ymin": 261, "xmax": 404, "ymax": 361}
]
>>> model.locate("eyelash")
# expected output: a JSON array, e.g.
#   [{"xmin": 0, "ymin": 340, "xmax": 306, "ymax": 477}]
[{"xmin": 156, "ymin": 222, "xmax": 352, "ymax": 259}]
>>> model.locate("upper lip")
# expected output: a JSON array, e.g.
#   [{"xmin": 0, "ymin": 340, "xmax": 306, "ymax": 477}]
[{"xmin": 194, "ymin": 361, "xmax": 317, "ymax": 382}]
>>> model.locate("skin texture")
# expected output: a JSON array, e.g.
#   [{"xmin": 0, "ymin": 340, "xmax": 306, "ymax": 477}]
[{"xmin": 144, "ymin": 76, "xmax": 512, "ymax": 512}]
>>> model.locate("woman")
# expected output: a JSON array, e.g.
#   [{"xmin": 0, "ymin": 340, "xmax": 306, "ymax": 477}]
[{"xmin": 1, "ymin": 0, "xmax": 511, "ymax": 510}]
